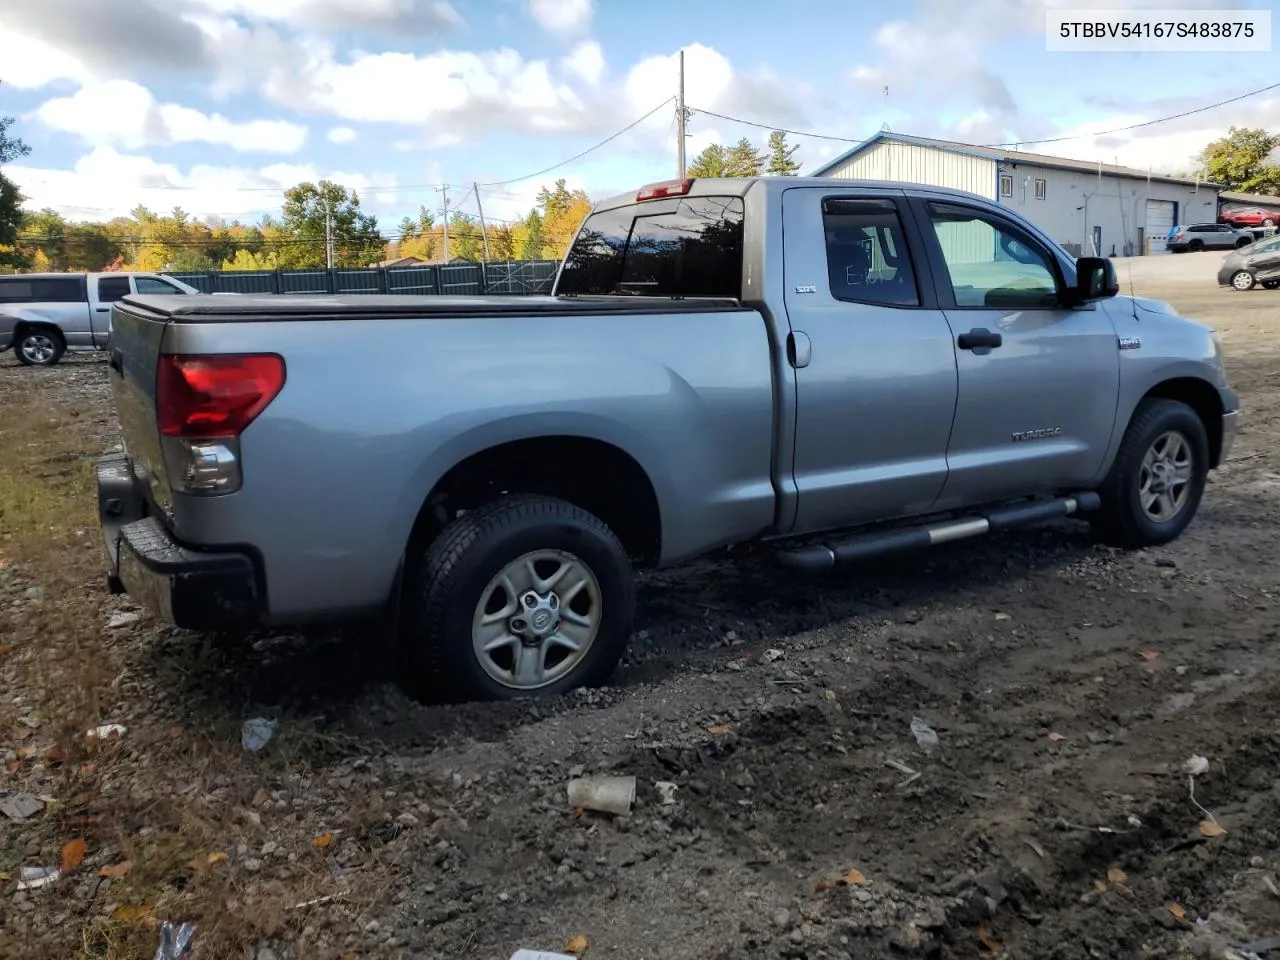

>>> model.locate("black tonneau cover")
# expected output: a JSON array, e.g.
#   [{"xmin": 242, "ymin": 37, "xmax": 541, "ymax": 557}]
[{"xmin": 119, "ymin": 293, "xmax": 746, "ymax": 323}]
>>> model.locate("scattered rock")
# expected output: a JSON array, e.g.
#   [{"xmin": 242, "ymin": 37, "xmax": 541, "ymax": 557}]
[{"xmin": 106, "ymin": 611, "xmax": 141, "ymax": 629}]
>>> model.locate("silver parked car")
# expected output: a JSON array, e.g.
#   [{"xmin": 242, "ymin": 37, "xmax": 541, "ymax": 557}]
[
  {"xmin": 1166, "ymin": 223, "xmax": 1255, "ymax": 253},
  {"xmin": 0, "ymin": 272, "xmax": 200, "ymax": 366}
]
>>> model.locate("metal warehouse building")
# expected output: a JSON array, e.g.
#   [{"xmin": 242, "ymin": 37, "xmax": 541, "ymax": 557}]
[{"xmin": 810, "ymin": 133, "xmax": 1221, "ymax": 257}]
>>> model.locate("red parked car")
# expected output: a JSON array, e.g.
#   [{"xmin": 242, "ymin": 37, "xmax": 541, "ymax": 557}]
[{"xmin": 1220, "ymin": 207, "xmax": 1279, "ymax": 229}]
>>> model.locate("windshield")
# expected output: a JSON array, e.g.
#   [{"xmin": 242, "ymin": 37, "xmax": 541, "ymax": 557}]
[{"xmin": 556, "ymin": 195, "xmax": 745, "ymax": 298}]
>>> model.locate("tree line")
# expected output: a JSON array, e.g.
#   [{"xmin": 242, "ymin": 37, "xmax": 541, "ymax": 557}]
[{"xmin": 6, "ymin": 78, "xmax": 1277, "ymax": 278}]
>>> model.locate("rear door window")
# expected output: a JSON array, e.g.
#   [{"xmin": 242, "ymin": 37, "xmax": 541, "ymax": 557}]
[
  {"xmin": 558, "ymin": 195, "xmax": 745, "ymax": 298},
  {"xmin": 821, "ymin": 198, "xmax": 921, "ymax": 307},
  {"xmin": 98, "ymin": 277, "xmax": 132, "ymax": 302}
]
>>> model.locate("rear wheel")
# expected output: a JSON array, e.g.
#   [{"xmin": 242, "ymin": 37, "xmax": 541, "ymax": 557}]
[
  {"xmin": 15, "ymin": 328, "xmax": 65, "ymax": 366},
  {"xmin": 1092, "ymin": 398, "xmax": 1209, "ymax": 549},
  {"xmin": 1264, "ymin": 218, "xmax": 1276, "ymax": 227},
  {"xmin": 1262, "ymin": 279, "xmax": 1280, "ymax": 290},
  {"xmin": 1232, "ymin": 270, "xmax": 1257, "ymax": 291},
  {"xmin": 400, "ymin": 494, "xmax": 635, "ymax": 701}
]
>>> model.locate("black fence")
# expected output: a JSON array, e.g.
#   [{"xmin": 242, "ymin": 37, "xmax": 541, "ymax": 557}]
[{"xmin": 168, "ymin": 259, "xmax": 563, "ymax": 297}]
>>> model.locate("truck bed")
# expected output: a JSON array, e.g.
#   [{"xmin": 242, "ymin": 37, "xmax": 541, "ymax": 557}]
[{"xmin": 118, "ymin": 293, "xmax": 746, "ymax": 323}]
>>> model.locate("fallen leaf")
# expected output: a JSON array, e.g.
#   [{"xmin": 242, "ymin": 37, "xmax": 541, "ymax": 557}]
[
  {"xmin": 0, "ymin": 872, "xmax": 10, "ymax": 881},
  {"xmin": 841, "ymin": 868, "xmax": 867, "ymax": 886},
  {"xmin": 4, "ymin": 760, "xmax": 18, "ymax": 774},
  {"xmin": 166, "ymin": 726, "xmax": 183, "ymax": 739},
  {"xmin": 78, "ymin": 762, "xmax": 96, "ymax": 777},
  {"xmin": 13, "ymin": 726, "xmax": 33, "ymax": 742},
  {"xmin": 706, "ymin": 724, "xmax": 732, "ymax": 735},
  {"xmin": 823, "ymin": 689, "xmax": 837, "ymax": 702},
  {"xmin": 814, "ymin": 879, "xmax": 831, "ymax": 893},
  {"xmin": 186, "ymin": 858, "xmax": 207, "ymax": 875},
  {"xmin": 1048, "ymin": 732, "xmax": 1066, "ymax": 742},
  {"xmin": 1139, "ymin": 650, "xmax": 1161, "ymax": 662},
  {"xmin": 112, "ymin": 904, "xmax": 156, "ymax": 924},
  {"xmin": 70, "ymin": 793, "xmax": 91, "ymax": 806},
  {"xmin": 566, "ymin": 934, "xmax": 589, "ymax": 954},
  {"xmin": 0, "ymin": 644, "xmax": 13, "ymax": 656},
  {"xmin": 44, "ymin": 745, "xmax": 66, "ymax": 763},
  {"xmin": 572, "ymin": 806, "xmax": 585, "ymax": 818},
  {"xmin": 311, "ymin": 832, "xmax": 334, "ymax": 849},
  {"xmin": 61, "ymin": 837, "xmax": 87, "ymax": 874},
  {"xmin": 1199, "ymin": 820, "xmax": 1226, "ymax": 838},
  {"xmin": 1107, "ymin": 867, "xmax": 1128, "ymax": 884},
  {"xmin": 99, "ymin": 860, "xmax": 133, "ymax": 878},
  {"xmin": 994, "ymin": 612, "xmax": 1012, "ymax": 622},
  {"xmin": 978, "ymin": 922, "xmax": 1003, "ymax": 951},
  {"xmin": 17, "ymin": 745, "xmax": 36, "ymax": 759},
  {"xmin": 1093, "ymin": 879, "xmax": 1108, "ymax": 893},
  {"xmin": 207, "ymin": 851, "xmax": 229, "ymax": 865},
  {"xmin": 1168, "ymin": 902, "xmax": 1187, "ymax": 920}
]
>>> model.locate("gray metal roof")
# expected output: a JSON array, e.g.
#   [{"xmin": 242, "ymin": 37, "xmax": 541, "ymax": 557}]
[
  {"xmin": 810, "ymin": 132, "xmax": 1222, "ymax": 189},
  {"xmin": 1219, "ymin": 190, "xmax": 1280, "ymax": 206}
]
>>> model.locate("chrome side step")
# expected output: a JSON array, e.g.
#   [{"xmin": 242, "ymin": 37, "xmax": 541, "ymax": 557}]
[{"xmin": 776, "ymin": 492, "xmax": 1101, "ymax": 572}]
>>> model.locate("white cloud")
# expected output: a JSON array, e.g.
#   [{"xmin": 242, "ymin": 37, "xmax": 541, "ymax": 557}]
[
  {"xmin": 186, "ymin": 0, "xmax": 462, "ymax": 34},
  {"xmin": 33, "ymin": 80, "xmax": 308, "ymax": 154},
  {"xmin": 264, "ymin": 46, "xmax": 589, "ymax": 137},
  {"xmin": 328, "ymin": 126, "xmax": 358, "ymax": 144},
  {"xmin": 1020, "ymin": 94, "xmax": 1280, "ymax": 174},
  {"xmin": 561, "ymin": 41, "xmax": 605, "ymax": 87},
  {"xmin": 626, "ymin": 43, "xmax": 807, "ymax": 135},
  {"xmin": 528, "ymin": 0, "xmax": 593, "ymax": 37},
  {"xmin": 0, "ymin": 29, "xmax": 92, "ymax": 89},
  {"xmin": 6, "ymin": 147, "xmax": 403, "ymax": 221}
]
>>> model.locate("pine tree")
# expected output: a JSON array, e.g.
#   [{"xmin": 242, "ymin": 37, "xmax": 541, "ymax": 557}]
[
  {"xmin": 766, "ymin": 131, "xmax": 800, "ymax": 176},
  {"xmin": 725, "ymin": 138, "xmax": 765, "ymax": 177}
]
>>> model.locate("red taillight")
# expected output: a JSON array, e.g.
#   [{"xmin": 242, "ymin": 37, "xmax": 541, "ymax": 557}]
[
  {"xmin": 636, "ymin": 178, "xmax": 693, "ymax": 202},
  {"xmin": 157, "ymin": 354, "xmax": 285, "ymax": 438}
]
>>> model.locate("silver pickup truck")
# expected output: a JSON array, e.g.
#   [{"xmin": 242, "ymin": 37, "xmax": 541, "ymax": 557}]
[
  {"xmin": 0, "ymin": 271, "xmax": 199, "ymax": 366},
  {"xmin": 97, "ymin": 176, "xmax": 1239, "ymax": 701}
]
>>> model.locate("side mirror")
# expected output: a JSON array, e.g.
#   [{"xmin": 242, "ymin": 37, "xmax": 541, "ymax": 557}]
[{"xmin": 1074, "ymin": 256, "xmax": 1119, "ymax": 303}]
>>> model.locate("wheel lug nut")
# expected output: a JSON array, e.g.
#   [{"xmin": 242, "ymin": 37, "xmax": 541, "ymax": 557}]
[
  {"xmin": 523, "ymin": 594, "xmax": 537, "ymax": 608},
  {"xmin": 512, "ymin": 618, "xmax": 527, "ymax": 632}
]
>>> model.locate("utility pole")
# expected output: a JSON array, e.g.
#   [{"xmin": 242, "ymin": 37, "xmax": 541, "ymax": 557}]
[
  {"xmin": 474, "ymin": 182, "xmax": 491, "ymax": 261},
  {"xmin": 324, "ymin": 198, "xmax": 334, "ymax": 270},
  {"xmin": 676, "ymin": 50, "xmax": 687, "ymax": 179},
  {"xmin": 437, "ymin": 185, "xmax": 450, "ymax": 263}
]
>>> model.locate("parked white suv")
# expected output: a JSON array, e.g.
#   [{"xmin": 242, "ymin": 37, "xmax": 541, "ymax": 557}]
[
  {"xmin": 1166, "ymin": 223, "xmax": 1255, "ymax": 253},
  {"xmin": 0, "ymin": 272, "xmax": 200, "ymax": 366}
]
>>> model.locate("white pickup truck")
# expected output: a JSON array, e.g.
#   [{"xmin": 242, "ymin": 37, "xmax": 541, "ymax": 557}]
[{"xmin": 0, "ymin": 272, "xmax": 200, "ymax": 366}]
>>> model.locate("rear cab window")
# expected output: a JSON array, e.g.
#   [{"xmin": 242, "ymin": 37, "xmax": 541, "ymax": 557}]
[{"xmin": 556, "ymin": 195, "xmax": 744, "ymax": 298}]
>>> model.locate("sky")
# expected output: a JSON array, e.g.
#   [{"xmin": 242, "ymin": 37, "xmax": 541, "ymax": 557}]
[{"xmin": 1, "ymin": 0, "xmax": 1277, "ymax": 235}]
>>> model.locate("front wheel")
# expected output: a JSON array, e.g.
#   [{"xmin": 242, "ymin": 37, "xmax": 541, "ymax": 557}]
[
  {"xmin": 1235, "ymin": 237, "xmax": 1252, "ymax": 249},
  {"xmin": 1187, "ymin": 239, "xmax": 1204, "ymax": 252},
  {"xmin": 1232, "ymin": 270, "xmax": 1257, "ymax": 291},
  {"xmin": 400, "ymin": 494, "xmax": 636, "ymax": 701},
  {"xmin": 15, "ymin": 328, "xmax": 65, "ymax": 366},
  {"xmin": 1092, "ymin": 398, "xmax": 1209, "ymax": 549}
]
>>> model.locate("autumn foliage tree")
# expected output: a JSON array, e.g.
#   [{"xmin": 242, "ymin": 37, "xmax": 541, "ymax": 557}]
[{"xmin": 1199, "ymin": 127, "xmax": 1280, "ymax": 195}]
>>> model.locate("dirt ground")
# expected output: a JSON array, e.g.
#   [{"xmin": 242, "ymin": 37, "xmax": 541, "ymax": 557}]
[{"xmin": 2, "ymin": 258, "xmax": 1279, "ymax": 960}]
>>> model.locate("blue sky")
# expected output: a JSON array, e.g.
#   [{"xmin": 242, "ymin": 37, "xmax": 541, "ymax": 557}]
[{"xmin": 0, "ymin": 0, "xmax": 1276, "ymax": 234}]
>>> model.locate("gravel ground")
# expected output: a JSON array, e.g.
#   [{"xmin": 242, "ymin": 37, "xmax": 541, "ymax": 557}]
[{"xmin": 1, "ymin": 270, "xmax": 1279, "ymax": 960}]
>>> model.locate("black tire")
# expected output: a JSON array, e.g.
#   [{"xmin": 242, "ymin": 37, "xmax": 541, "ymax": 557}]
[
  {"xmin": 1235, "ymin": 237, "xmax": 1253, "ymax": 249},
  {"xmin": 1231, "ymin": 270, "xmax": 1257, "ymax": 292},
  {"xmin": 1091, "ymin": 398, "xmax": 1209, "ymax": 549},
  {"xmin": 400, "ymin": 494, "xmax": 635, "ymax": 702},
  {"xmin": 1187, "ymin": 239, "xmax": 1204, "ymax": 252},
  {"xmin": 1264, "ymin": 218, "xmax": 1276, "ymax": 228},
  {"xmin": 15, "ymin": 327, "xmax": 65, "ymax": 366},
  {"xmin": 1262, "ymin": 279, "xmax": 1279, "ymax": 290}
]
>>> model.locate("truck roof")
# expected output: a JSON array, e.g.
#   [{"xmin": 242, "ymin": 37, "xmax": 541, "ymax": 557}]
[
  {"xmin": 0, "ymin": 271, "xmax": 162, "ymax": 280},
  {"xmin": 591, "ymin": 175, "xmax": 992, "ymax": 213}
]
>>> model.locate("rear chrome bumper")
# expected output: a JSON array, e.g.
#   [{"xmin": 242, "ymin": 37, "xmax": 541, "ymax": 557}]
[{"xmin": 97, "ymin": 452, "xmax": 261, "ymax": 630}]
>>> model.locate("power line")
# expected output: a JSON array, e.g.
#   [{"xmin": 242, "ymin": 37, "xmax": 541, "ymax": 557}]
[
  {"xmin": 477, "ymin": 98, "xmax": 673, "ymax": 187},
  {"xmin": 691, "ymin": 78, "xmax": 1280, "ymax": 151}
]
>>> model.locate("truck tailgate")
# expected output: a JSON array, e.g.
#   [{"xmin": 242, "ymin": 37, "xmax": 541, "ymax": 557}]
[{"xmin": 107, "ymin": 301, "xmax": 173, "ymax": 518}]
